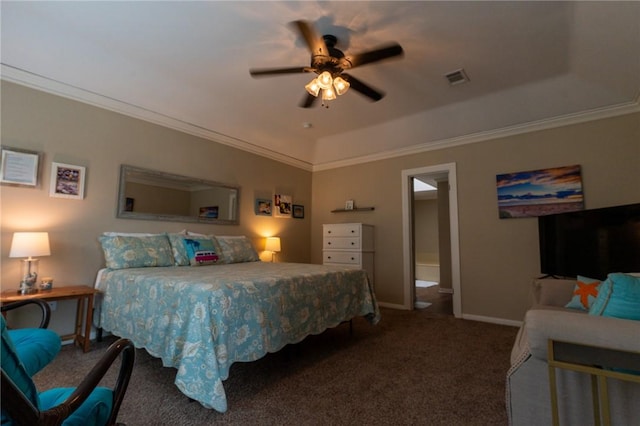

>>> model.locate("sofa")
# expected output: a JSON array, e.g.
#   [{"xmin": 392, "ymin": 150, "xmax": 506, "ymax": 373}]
[{"xmin": 506, "ymin": 276, "xmax": 640, "ymax": 425}]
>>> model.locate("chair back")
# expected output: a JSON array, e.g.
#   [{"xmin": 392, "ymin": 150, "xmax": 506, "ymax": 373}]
[{"xmin": 0, "ymin": 315, "xmax": 40, "ymax": 423}]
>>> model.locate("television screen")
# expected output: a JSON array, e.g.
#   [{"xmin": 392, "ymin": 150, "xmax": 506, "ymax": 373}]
[{"xmin": 538, "ymin": 203, "xmax": 640, "ymax": 280}]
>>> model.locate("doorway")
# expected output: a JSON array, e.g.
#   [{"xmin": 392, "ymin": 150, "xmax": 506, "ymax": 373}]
[{"xmin": 401, "ymin": 163, "xmax": 461, "ymax": 317}]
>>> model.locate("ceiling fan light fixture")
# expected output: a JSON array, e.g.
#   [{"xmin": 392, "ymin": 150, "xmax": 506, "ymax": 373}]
[
  {"xmin": 305, "ymin": 79, "xmax": 321, "ymax": 97},
  {"xmin": 322, "ymin": 87, "xmax": 336, "ymax": 101},
  {"xmin": 333, "ymin": 76, "xmax": 350, "ymax": 95},
  {"xmin": 317, "ymin": 71, "xmax": 333, "ymax": 90}
]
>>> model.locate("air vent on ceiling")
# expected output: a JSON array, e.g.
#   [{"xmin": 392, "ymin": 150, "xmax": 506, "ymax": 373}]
[{"xmin": 445, "ymin": 68, "xmax": 470, "ymax": 86}]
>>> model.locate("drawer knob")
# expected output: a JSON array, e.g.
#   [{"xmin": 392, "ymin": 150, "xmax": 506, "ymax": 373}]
[
  {"xmin": 351, "ymin": 242, "xmax": 355, "ymax": 245},
  {"xmin": 351, "ymin": 230, "xmax": 355, "ymax": 233},
  {"xmin": 327, "ymin": 256, "xmax": 332, "ymax": 259},
  {"xmin": 351, "ymin": 257, "xmax": 355, "ymax": 260},
  {"xmin": 328, "ymin": 230, "xmax": 332, "ymax": 234},
  {"xmin": 328, "ymin": 242, "xmax": 331, "ymax": 245}
]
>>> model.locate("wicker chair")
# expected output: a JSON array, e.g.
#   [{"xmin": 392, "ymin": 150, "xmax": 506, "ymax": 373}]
[{"xmin": 1, "ymin": 314, "xmax": 135, "ymax": 425}]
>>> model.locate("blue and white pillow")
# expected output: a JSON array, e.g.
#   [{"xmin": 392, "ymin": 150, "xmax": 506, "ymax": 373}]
[
  {"xmin": 182, "ymin": 236, "xmax": 220, "ymax": 266},
  {"xmin": 214, "ymin": 236, "xmax": 260, "ymax": 264},
  {"xmin": 589, "ymin": 273, "xmax": 640, "ymax": 320},
  {"xmin": 99, "ymin": 234, "xmax": 174, "ymax": 269}
]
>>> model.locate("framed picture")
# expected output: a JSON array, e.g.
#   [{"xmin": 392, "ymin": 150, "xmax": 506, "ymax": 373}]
[
  {"xmin": 199, "ymin": 206, "xmax": 219, "ymax": 219},
  {"xmin": 49, "ymin": 162, "xmax": 86, "ymax": 200},
  {"xmin": 255, "ymin": 198, "xmax": 272, "ymax": 216},
  {"xmin": 274, "ymin": 194, "xmax": 292, "ymax": 218},
  {"xmin": 496, "ymin": 164, "xmax": 584, "ymax": 219},
  {"xmin": 0, "ymin": 147, "xmax": 40, "ymax": 187},
  {"xmin": 345, "ymin": 199, "xmax": 354, "ymax": 210},
  {"xmin": 125, "ymin": 197, "xmax": 135, "ymax": 212},
  {"xmin": 293, "ymin": 204, "xmax": 304, "ymax": 219}
]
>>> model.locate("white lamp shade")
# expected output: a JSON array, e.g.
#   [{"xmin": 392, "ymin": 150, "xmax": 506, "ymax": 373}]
[
  {"xmin": 9, "ymin": 232, "xmax": 51, "ymax": 258},
  {"xmin": 333, "ymin": 76, "xmax": 350, "ymax": 95},
  {"xmin": 322, "ymin": 87, "xmax": 337, "ymax": 101},
  {"xmin": 265, "ymin": 237, "xmax": 281, "ymax": 253},
  {"xmin": 316, "ymin": 71, "xmax": 333, "ymax": 90},
  {"xmin": 305, "ymin": 79, "xmax": 321, "ymax": 97}
]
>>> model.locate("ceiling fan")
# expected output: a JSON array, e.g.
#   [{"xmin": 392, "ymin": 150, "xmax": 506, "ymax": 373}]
[{"xmin": 249, "ymin": 20, "xmax": 404, "ymax": 108}]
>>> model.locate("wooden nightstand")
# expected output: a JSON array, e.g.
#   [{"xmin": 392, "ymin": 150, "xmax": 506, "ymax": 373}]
[{"xmin": 0, "ymin": 285, "xmax": 99, "ymax": 353}]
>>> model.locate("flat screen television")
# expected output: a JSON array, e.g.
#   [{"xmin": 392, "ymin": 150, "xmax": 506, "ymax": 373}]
[{"xmin": 538, "ymin": 203, "xmax": 640, "ymax": 280}]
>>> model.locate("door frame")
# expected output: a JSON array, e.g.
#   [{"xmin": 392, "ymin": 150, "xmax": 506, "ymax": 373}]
[{"xmin": 401, "ymin": 163, "xmax": 461, "ymax": 317}]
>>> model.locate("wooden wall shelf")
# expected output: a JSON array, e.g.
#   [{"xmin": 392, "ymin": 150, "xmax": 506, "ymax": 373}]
[{"xmin": 330, "ymin": 207, "xmax": 375, "ymax": 213}]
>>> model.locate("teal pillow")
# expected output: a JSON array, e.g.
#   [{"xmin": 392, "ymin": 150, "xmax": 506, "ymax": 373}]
[
  {"xmin": 99, "ymin": 234, "xmax": 174, "ymax": 269},
  {"xmin": 215, "ymin": 236, "xmax": 260, "ymax": 264},
  {"xmin": 1, "ymin": 316, "xmax": 40, "ymax": 423},
  {"xmin": 167, "ymin": 233, "xmax": 190, "ymax": 266},
  {"xmin": 589, "ymin": 273, "xmax": 640, "ymax": 320},
  {"xmin": 565, "ymin": 275, "xmax": 602, "ymax": 310},
  {"xmin": 182, "ymin": 237, "xmax": 220, "ymax": 266}
]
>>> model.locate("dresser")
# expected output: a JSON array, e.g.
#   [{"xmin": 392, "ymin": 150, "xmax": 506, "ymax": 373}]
[{"xmin": 322, "ymin": 223, "xmax": 375, "ymax": 285}]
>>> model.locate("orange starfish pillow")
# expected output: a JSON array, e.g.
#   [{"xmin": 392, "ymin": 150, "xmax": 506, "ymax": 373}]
[{"xmin": 565, "ymin": 275, "xmax": 601, "ymax": 310}]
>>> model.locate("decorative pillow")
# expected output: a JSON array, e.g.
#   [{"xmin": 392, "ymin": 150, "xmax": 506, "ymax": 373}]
[
  {"xmin": 565, "ymin": 275, "xmax": 602, "ymax": 310},
  {"xmin": 167, "ymin": 232, "xmax": 191, "ymax": 266},
  {"xmin": 214, "ymin": 236, "xmax": 260, "ymax": 264},
  {"xmin": 182, "ymin": 236, "xmax": 220, "ymax": 266},
  {"xmin": 99, "ymin": 234, "xmax": 174, "ymax": 269},
  {"xmin": 589, "ymin": 273, "xmax": 640, "ymax": 320}
]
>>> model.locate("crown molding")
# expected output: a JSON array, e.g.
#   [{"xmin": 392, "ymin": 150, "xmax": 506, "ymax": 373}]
[
  {"xmin": 312, "ymin": 95, "xmax": 640, "ymax": 172},
  {"xmin": 1, "ymin": 65, "xmax": 313, "ymax": 172},
  {"xmin": 3, "ymin": 65, "xmax": 637, "ymax": 174}
]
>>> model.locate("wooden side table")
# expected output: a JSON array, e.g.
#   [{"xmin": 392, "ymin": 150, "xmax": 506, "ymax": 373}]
[{"xmin": 0, "ymin": 285, "xmax": 99, "ymax": 353}]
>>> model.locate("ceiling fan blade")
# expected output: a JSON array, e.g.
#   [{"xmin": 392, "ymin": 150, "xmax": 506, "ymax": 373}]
[
  {"xmin": 250, "ymin": 66, "xmax": 314, "ymax": 77},
  {"xmin": 342, "ymin": 43, "xmax": 404, "ymax": 69},
  {"xmin": 299, "ymin": 93, "xmax": 319, "ymax": 108},
  {"xmin": 341, "ymin": 73, "xmax": 384, "ymax": 101},
  {"xmin": 290, "ymin": 20, "xmax": 329, "ymax": 62}
]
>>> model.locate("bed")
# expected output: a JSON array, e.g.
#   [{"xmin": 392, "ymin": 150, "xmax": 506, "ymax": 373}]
[{"xmin": 95, "ymin": 233, "xmax": 379, "ymax": 413}]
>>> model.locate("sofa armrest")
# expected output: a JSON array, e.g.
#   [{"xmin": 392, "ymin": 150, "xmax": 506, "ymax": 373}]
[
  {"xmin": 532, "ymin": 278, "xmax": 576, "ymax": 307},
  {"xmin": 525, "ymin": 308, "xmax": 640, "ymax": 362}
]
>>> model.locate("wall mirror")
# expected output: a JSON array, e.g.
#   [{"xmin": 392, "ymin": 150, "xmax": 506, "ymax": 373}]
[{"xmin": 117, "ymin": 165, "xmax": 239, "ymax": 225}]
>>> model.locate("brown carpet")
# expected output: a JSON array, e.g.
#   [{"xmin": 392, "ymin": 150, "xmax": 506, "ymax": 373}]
[{"xmin": 33, "ymin": 308, "xmax": 518, "ymax": 425}]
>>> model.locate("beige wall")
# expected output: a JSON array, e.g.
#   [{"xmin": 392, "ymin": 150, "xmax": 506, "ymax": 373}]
[
  {"xmin": 1, "ymin": 82, "xmax": 312, "ymax": 333},
  {"xmin": 414, "ymin": 199, "xmax": 439, "ymax": 256},
  {"xmin": 2, "ymin": 81, "xmax": 639, "ymax": 326},
  {"xmin": 311, "ymin": 112, "xmax": 640, "ymax": 321}
]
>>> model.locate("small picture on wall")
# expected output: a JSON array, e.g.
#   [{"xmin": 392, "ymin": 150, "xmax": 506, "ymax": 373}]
[
  {"xmin": 293, "ymin": 204, "xmax": 304, "ymax": 219},
  {"xmin": 255, "ymin": 198, "xmax": 272, "ymax": 216},
  {"xmin": 199, "ymin": 206, "xmax": 219, "ymax": 219},
  {"xmin": 125, "ymin": 197, "xmax": 135, "ymax": 212},
  {"xmin": 496, "ymin": 164, "xmax": 584, "ymax": 219},
  {"xmin": 0, "ymin": 147, "xmax": 40, "ymax": 187},
  {"xmin": 49, "ymin": 162, "xmax": 86, "ymax": 199},
  {"xmin": 274, "ymin": 194, "xmax": 292, "ymax": 218}
]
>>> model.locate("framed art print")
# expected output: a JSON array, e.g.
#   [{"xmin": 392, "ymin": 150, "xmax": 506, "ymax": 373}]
[
  {"xmin": 274, "ymin": 194, "xmax": 292, "ymax": 218},
  {"xmin": 0, "ymin": 147, "xmax": 40, "ymax": 187},
  {"xmin": 293, "ymin": 204, "xmax": 304, "ymax": 219},
  {"xmin": 255, "ymin": 198, "xmax": 272, "ymax": 216},
  {"xmin": 50, "ymin": 162, "xmax": 86, "ymax": 199}
]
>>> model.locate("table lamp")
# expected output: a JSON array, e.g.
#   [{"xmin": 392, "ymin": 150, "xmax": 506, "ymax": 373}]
[
  {"xmin": 265, "ymin": 237, "xmax": 281, "ymax": 262},
  {"xmin": 9, "ymin": 232, "xmax": 51, "ymax": 294}
]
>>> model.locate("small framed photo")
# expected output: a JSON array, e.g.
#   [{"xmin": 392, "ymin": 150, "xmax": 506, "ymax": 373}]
[
  {"xmin": 345, "ymin": 200, "xmax": 355, "ymax": 210},
  {"xmin": 293, "ymin": 204, "xmax": 304, "ymax": 219},
  {"xmin": 255, "ymin": 198, "xmax": 272, "ymax": 216},
  {"xmin": 199, "ymin": 206, "xmax": 219, "ymax": 219},
  {"xmin": 274, "ymin": 194, "xmax": 292, "ymax": 218},
  {"xmin": 0, "ymin": 147, "xmax": 40, "ymax": 187},
  {"xmin": 50, "ymin": 162, "xmax": 86, "ymax": 200}
]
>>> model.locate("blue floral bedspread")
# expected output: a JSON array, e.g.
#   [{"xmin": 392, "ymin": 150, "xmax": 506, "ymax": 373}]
[{"xmin": 96, "ymin": 262, "xmax": 380, "ymax": 412}]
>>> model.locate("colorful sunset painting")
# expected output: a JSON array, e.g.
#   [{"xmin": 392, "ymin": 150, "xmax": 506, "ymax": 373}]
[{"xmin": 496, "ymin": 165, "xmax": 584, "ymax": 218}]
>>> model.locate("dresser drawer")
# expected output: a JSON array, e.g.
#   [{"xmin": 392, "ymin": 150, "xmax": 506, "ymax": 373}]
[
  {"xmin": 323, "ymin": 251, "xmax": 361, "ymax": 265},
  {"xmin": 323, "ymin": 237, "xmax": 360, "ymax": 250},
  {"xmin": 323, "ymin": 224, "xmax": 361, "ymax": 238}
]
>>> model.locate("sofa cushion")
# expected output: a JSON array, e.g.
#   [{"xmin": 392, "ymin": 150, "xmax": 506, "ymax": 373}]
[
  {"xmin": 565, "ymin": 275, "xmax": 602, "ymax": 310},
  {"xmin": 589, "ymin": 273, "xmax": 640, "ymax": 320}
]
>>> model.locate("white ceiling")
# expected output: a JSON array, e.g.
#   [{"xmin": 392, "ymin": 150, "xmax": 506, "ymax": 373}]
[{"xmin": 2, "ymin": 1, "xmax": 639, "ymax": 170}]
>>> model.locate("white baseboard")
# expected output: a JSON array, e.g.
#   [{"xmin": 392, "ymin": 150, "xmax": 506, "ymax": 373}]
[
  {"xmin": 377, "ymin": 301, "xmax": 410, "ymax": 310},
  {"xmin": 462, "ymin": 313, "xmax": 522, "ymax": 327}
]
